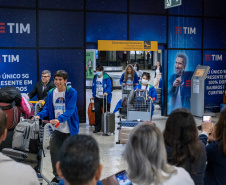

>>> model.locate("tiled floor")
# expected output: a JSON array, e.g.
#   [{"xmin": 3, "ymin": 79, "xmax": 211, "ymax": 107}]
[{"xmin": 41, "ymin": 70, "xmax": 220, "ymax": 183}]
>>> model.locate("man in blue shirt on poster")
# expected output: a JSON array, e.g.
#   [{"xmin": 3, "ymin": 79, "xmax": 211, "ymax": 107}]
[{"xmin": 168, "ymin": 53, "xmax": 193, "ymax": 111}]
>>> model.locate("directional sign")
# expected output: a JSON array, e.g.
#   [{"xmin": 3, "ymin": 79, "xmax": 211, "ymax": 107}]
[{"xmin": 165, "ymin": 0, "xmax": 182, "ymax": 9}]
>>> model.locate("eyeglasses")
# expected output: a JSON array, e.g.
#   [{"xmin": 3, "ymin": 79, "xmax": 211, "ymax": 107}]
[{"xmin": 42, "ymin": 76, "xmax": 49, "ymax": 78}]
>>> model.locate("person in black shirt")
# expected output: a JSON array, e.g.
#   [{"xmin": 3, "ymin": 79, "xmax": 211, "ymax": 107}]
[{"xmin": 28, "ymin": 70, "xmax": 55, "ymax": 103}]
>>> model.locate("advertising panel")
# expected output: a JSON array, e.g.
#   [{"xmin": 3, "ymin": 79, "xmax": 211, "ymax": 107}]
[
  {"xmin": 86, "ymin": 12, "xmax": 127, "ymax": 43},
  {"xmin": 39, "ymin": 11, "xmax": 84, "ymax": 47},
  {"xmin": 168, "ymin": 17, "xmax": 202, "ymax": 48},
  {"xmin": 204, "ymin": 19, "xmax": 226, "ymax": 49},
  {"xmin": 39, "ymin": 0, "xmax": 83, "ymax": 10},
  {"xmin": 86, "ymin": 0, "xmax": 127, "ymax": 12},
  {"xmin": 130, "ymin": 15, "xmax": 166, "ymax": 43},
  {"xmin": 0, "ymin": 9, "xmax": 36, "ymax": 47},
  {"xmin": 39, "ymin": 49, "xmax": 85, "ymax": 122},
  {"xmin": 0, "ymin": 49, "xmax": 37, "ymax": 93},
  {"xmin": 204, "ymin": 51, "xmax": 226, "ymax": 112},
  {"xmin": 86, "ymin": 50, "xmax": 96, "ymax": 79},
  {"xmin": 167, "ymin": 50, "xmax": 201, "ymax": 115}
]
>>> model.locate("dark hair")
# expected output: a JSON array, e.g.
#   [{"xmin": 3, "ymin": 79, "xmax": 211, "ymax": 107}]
[
  {"xmin": 214, "ymin": 107, "xmax": 226, "ymax": 155},
  {"xmin": 133, "ymin": 62, "xmax": 140, "ymax": 71},
  {"xmin": 54, "ymin": 70, "xmax": 68, "ymax": 80},
  {"xmin": 124, "ymin": 64, "xmax": 134, "ymax": 82},
  {"xmin": 0, "ymin": 110, "xmax": 7, "ymax": 136},
  {"xmin": 142, "ymin": 72, "xmax": 150, "ymax": 80},
  {"xmin": 58, "ymin": 135, "xmax": 100, "ymax": 185},
  {"xmin": 177, "ymin": 53, "xmax": 187, "ymax": 68},
  {"xmin": 96, "ymin": 65, "xmax": 104, "ymax": 71},
  {"xmin": 163, "ymin": 108, "xmax": 204, "ymax": 173}
]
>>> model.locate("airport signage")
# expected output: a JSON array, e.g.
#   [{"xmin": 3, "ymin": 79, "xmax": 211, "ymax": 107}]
[
  {"xmin": 165, "ymin": 0, "xmax": 182, "ymax": 9},
  {"xmin": 98, "ymin": 40, "xmax": 158, "ymax": 51}
]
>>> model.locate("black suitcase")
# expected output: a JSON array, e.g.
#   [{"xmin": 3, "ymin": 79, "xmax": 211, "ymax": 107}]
[
  {"xmin": 101, "ymin": 95, "xmax": 115, "ymax": 135},
  {"xmin": 2, "ymin": 148, "xmax": 39, "ymax": 169}
]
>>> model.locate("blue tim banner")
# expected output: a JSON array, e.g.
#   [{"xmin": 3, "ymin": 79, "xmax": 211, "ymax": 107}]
[
  {"xmin": 204, "ymin": 51, "xmax": 226, "ymax": 112},
  {"xmin": 167, "ymin": 50, "xmax": 201, "ymax": 115},
  {"xmin": 39, "ymin": 49, "xmax": 85, "ymax": 122},
  {"xmin": 0, "ymin": 9, "xmax": 36, "ymax": 47},
  {"xmin": 168, "ymin": 17, "xmax": 202, "ymax": 48},
  {"xmin": 0, "ymin": 49, "xmax": 37, "ymax": 93}
]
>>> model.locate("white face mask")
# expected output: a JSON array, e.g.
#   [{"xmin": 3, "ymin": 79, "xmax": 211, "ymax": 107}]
[{"xmin": 142, "ymin": 79, "xmax": 148, "ymax": 84}]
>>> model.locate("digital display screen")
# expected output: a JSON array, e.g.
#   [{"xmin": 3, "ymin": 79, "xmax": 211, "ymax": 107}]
[{"xmin": 194, "ymin": 69, "xmax": 205, "ymax": 77}]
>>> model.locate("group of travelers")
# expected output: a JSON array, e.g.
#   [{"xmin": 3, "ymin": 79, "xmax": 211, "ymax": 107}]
[{"xmin": 1, "ymin": 62, "xmax": 225, "ymax": 185}]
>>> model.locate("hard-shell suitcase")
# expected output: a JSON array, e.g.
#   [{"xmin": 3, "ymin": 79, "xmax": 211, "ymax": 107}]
[
  {"xmin": 116, "ymin": 120, "xmax": 143, "ymax": 144},
  {"xmin": 88, "ymin": 98, "xmax": 95, "ymax": 126},
  {"xmin": 119, "ymin": 120, "xmax": 142, "ymax": 127},
  {"xmin": 116, "ymin": 126, "xmax": 134, "ymax": 144},
  {"xmin": 2, "ymin": 148, "xmax": 38, "ymax": 169},
  {"xmin": 101, "ymin": 95, "xmax": 115, "ymax": 135}
]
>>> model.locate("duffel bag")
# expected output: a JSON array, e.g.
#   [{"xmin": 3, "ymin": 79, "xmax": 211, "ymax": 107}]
[{"xmin": 0, "ymin": 102, "xmax": 23, "ymax": 130}]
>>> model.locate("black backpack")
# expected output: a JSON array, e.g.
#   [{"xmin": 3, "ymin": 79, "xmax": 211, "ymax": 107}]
[
  {"xmin": 109, "ymin": 76, "xmax": 114, "ymax": 92},
  {"xmin": 0, "ymin": 86, "xmax": 22, "ymax": 107}
]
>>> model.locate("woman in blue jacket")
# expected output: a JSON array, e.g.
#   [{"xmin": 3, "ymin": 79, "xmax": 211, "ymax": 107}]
[
  {"xmin": 134, "ymin": 72, "xmax": 157, "ymax": 119},
  {"xmin": 120, "ymin": 64, "xmax": 139, "ymax": 87}
]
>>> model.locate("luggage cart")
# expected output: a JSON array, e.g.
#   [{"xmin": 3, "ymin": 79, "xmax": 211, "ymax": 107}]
[
  {"xmin": 2, "ymin": 121, "xmax": 55, "ymax": 184},
  {"xmin": 127, "ymin": 96, "xmax": 152, "ymax": 121},
  {"xmin": 122, "ymin": 84, "xmax": 133, "ymax": 100}
]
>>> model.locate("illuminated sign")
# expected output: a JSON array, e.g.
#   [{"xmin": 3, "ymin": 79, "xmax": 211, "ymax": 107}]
[{"xmin": 98, "ymin": 40, "xmax": 158, "ymax": 51}]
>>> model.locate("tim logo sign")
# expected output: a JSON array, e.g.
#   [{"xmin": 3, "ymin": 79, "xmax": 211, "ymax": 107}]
[
  {"xmin": 175, "ymin": 27, "xmax": 196, "ymax": 34},
  {"xmin": 205, "ymin": 54, "xmax": 222, "ymax": 61},
  {"xmin": 0, "ymin": 23, "xmax": 30, "ymax": 34},
  {"xmin": 0, "ymin": 55, "xmax": 19, "ymax": 62}
]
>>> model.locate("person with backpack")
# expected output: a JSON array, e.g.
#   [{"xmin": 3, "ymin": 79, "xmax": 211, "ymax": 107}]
[
  {"xmin": 0, "ymin": 110, "xmax": 39, "ymax": 185},
  {"xmin": 134, "ymin": 72, "xmax": 157, "ymax": 119},
  {"xmin": 92, "ymin": 65, "xmax": 112, "ymax": 133},
  {"xmin": 34, "ymin": 70, "xmax": 79, "ymax": 183}
]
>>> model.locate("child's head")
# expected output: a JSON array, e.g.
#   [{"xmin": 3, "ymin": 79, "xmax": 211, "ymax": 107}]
[
  {"xmin": 133, "ymin": 62, "xmax": 140, "ymax": 71},
  {"xmin": 125, "ymin": 64, "xmax": 134, "ymax": 74},
  {"xmin": 96, "ymin": 65, "xmax": 104, "ymax": 72},
  {"xmin": 54, "ymin": 70, "xmax": 68, "ymax": 80},
  {"xmin": 142, "ymin": 72, "xmax": 150, "ymax": 81}
]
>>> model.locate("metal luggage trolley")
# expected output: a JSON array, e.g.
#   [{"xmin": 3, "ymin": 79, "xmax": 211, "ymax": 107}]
[
  {"xmin": 39, "ymin": 121, "xmax": 55, "ymax": 184},
  {"xmin": 119, "ymin": 84, "xmax": 134, "ymax": 120},
  {"xmin": 122, "ymin": 84, "xmax": 134, "ymax": 99},
  {"xmin": 127, "ymin": 90, "xmax": 153, "ymax": 121}
]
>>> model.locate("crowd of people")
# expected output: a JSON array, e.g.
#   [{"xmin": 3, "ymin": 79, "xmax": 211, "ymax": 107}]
[{"xmin": 0, "ymin": 64, "xmax": 225, "ymax": 185}]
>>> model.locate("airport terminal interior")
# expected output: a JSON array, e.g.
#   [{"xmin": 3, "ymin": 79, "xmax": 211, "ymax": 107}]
[{"xmin": 0, "ymin": 0, "xmax": 226, "ymax": 185}]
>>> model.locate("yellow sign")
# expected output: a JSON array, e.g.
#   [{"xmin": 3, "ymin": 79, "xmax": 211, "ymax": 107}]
[{"xmin": 98, "ymin": 40, "xmax": 158, "ymax": 51}]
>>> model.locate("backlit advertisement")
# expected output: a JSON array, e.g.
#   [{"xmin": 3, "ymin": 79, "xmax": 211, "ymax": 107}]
[{"xmin": 167, "ymin": 50, "xmax": 201, "ymax": 115}]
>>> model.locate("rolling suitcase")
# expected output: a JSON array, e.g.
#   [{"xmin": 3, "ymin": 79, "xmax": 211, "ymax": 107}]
[
  {"xmin": 101, "ymin": 95, "xmax": 115, "ymax": 135},
  {"xmin": 2, "ymin": 148, "xmax": 39, "ymax": 169},
  {"xmin": 116, "ymin": 126, "xmax": 134, "ymax": 144},
  {"xmin": 88, "ymin": 98, "xmax": 95, "ymax": 126},
  {"xmin": 116, "ymin": 120, "xmax": 143, "ymax": 144}
]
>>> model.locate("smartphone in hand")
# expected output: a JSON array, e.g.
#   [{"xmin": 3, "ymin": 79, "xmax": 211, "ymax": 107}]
[{"xmin": 203, "ymin": 115, "xmax": 211, "ymax": 122}]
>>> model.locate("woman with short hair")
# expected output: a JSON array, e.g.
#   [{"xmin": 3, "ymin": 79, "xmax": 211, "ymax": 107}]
[{"xmin": 124, "ymin": 122, "xmax": 194, "ymax": 185}]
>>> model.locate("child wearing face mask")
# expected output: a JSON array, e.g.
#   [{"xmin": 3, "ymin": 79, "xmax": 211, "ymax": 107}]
[
  {"xmin": 134, "ymin": 72, "xmax": 157, "ymax": 119},
  {"xmin": 120, "ymin": 64, "xmax": 139, "ymax": 87},
  {"xmin": 133, "ymin": 62, "xmax": 143, "ymax": 80},
  {"xmin": 92, "ymin": 65, "xmax": 112, "ymax": 133}
]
